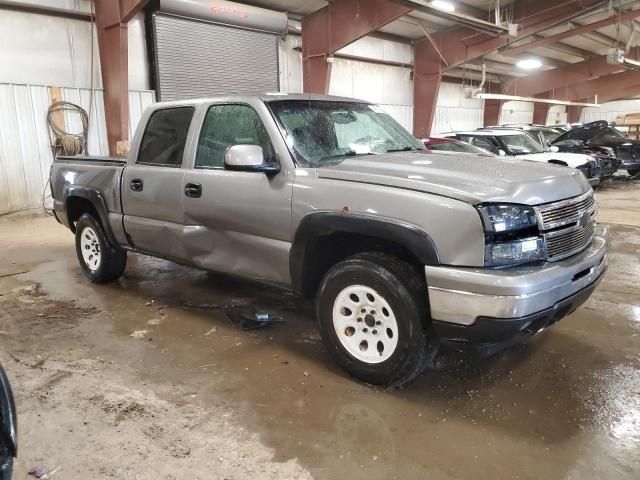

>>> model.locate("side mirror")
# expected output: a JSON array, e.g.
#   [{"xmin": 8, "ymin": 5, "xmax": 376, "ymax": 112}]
[
  {"xmin": 498, "ymin": 149, "xmax": 507, "ymax": 157},
  {"xmin": 549, "ymin": 145, "xmax": 559, "ymax": 153},
  {"xmin": 224, "ymin": 145, "xmax": 279, "ymax": 175}
]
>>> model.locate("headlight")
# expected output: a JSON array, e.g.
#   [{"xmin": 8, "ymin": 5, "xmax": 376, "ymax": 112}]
[
  {"xmin": 477, "ymin": 204, "xmax": 546, "ymax": 267},
  {"xmin": 477, "ymin": 204, "xmax": 537, "ymax": 233},
  {"xmin": 485, "ymin": 237, "xmax": 546, "ymax": 267}
]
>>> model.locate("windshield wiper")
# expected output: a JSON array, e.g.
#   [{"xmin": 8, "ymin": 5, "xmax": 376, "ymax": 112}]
[{"xmin": 386, "ymin": 146, "xmax": 420, "ymax": 152}]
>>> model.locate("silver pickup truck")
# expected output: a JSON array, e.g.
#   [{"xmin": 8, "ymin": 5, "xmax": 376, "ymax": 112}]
[{"xmin": 51, "ymin": 94, "xmax": 608, "ymax": 387}]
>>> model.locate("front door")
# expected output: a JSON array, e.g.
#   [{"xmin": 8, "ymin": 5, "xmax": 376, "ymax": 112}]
[
  {"xmin": 181, "ymin": 103, "xmax": 293, "ymax": 285},
  {"xmin": 121, "ymin": 106, "xmax": 195, "ymax": 260}
]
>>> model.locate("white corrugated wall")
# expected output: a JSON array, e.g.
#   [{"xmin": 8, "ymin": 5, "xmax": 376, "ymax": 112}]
[
  {"xmin": 0, "ymin": 84, "xmax": 154, "ymax": 214},
  {"xmin": 581, "ymin": 99, "xmax": 640, "ymax": 123},
  {"xmin": 431, "ymin": 83, "xmax": 483, "ymax": 134}
]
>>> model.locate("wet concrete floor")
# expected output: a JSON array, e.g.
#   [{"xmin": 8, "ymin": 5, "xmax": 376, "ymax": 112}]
[{"xmin": 0, "ymin": 175, "xmax": 639, "ymax": 479}]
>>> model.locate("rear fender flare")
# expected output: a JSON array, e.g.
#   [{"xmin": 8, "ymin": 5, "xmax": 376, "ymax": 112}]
[{"xmin": 64, "ymin": 186, "xmax": 119, "ymax": 247}]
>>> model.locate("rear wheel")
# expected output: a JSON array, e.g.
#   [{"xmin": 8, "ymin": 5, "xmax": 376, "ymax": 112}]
[
  {"xmin": 628, "ymin": 168, "xmax": 640, "ymax": 178},
  {"xmin": 75, "ymin": 213, "xmax": 126, "ymax": 283},
  {"xmin": 316, "ymin": 253, "xmax": 436, "ymax": 387}
]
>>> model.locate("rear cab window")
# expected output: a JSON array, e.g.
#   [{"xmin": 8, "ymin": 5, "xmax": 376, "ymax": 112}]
[{"xmin": 138, "ymin": 106, "xmax": 195, "ymax": 167}]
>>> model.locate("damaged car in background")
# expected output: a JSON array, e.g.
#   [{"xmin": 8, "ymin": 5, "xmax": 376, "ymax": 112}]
[
  {"xmin": 441, "ymin": 129, "xmax": 603, "ymax": 187},
  {"xmin": 552, "ymin": 120, "xmax": 637, "ymax": 177},
  {"xmin": 491, "ymin": 124, "xmax": 619, "ymax": 181},
  {"xmin": 50, "ymin": 94, "xmax": 608, "ymax": 387}
]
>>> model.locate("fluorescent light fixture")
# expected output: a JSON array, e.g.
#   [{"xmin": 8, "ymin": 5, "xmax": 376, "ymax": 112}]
[
  {"xmin": 516, "ymin": 58, "xmax": 543, "ymax": 70},
  {"xmin": 431, "ymin": 0, "xmax": 455, "ymax": 12},
  {"xmin": 474, "ymin": 92, "xmax": 600, "ymax": 108}
]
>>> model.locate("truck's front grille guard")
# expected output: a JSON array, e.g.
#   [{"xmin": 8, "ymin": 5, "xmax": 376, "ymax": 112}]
[{"xmin": 534, "ymin": 191, "xmax": 597, "ymax": 262}]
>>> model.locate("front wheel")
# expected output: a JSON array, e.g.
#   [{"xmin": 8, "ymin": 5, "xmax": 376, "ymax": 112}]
[
  {"xmin": 315, "ymin": 253, "xmax": 435, "ymax": 387},
  {"xmin": 75, "ymin": 213, "xmax": 127, "ymax": 283},
  {"xmin": 628, "ymin": 168, "xmax": 640, "ymax": 178}
]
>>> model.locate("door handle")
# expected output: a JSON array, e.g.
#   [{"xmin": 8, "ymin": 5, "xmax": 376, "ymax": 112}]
[
  {"xmin": 129, "ymin": 178, "xmax": 143, "ymax": 192},
  {"xmin": 184, "ymin": 183, "xmax": 202, "ymax": 198}
]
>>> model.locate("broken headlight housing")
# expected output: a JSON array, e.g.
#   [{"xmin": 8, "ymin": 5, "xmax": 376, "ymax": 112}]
[{"xmin": 477, "ymin": 204, "xmax": 546, "ymax": 267}]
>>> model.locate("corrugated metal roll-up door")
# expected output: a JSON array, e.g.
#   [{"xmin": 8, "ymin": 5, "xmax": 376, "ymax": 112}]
[{"xmin": 153, "ymin": 13, "xmax": 280, "ymax": 101}]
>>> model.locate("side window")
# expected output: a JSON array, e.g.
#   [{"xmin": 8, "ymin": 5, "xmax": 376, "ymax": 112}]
[
  {"xmin": 138, "ymin": 107, "xmax": 195, "ymax": 167},
  {"xmin": 195, "ymin": 104, "xmax": 275, "ymax": 168},
  {"xmin": 471, "ymin": 137, "xmax": 499, "ymax": 154}
]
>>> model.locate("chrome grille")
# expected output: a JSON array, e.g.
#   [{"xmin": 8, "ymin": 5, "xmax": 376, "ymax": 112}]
[
  {"xmin": 537, "ymin": 191, "xmax": 596, "ymax": 230},
  {"xmin": 535, "ymin": 191, "xmax": 597, "ymax": 261},
  {"xmin": 545, "ymin": 221, "xmax": 595, "ymax": 259}
]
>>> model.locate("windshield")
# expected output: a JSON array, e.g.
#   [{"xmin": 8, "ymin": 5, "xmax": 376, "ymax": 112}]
[
  {"xmin": 537, "ymin": 129, "xmax": 560, "ymax": 144},
  {"xmin": 556, "ymin": 125, "xmax": 626, "ymax": 143},
  {"xmin": 501, "ymin": 134, "xmax": 545, "ymax": 154},
  {"xmin": 429, "ymin": 141, "xmax": 492, "ymax": 155},
  {"xmin": 593, "ymin": 127, "xmax": 626, "ymax": 141},
  {"xmin": 267, "ymin": 100, "xmax": 423, "ymax": 166}
]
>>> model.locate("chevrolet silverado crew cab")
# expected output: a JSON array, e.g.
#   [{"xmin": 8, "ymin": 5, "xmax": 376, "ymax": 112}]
[{"xmin": 51, "ymin": 94, "xmax": 608, "ymax": 387}]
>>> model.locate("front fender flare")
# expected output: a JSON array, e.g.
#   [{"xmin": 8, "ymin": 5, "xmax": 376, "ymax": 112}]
[{"xmin": 290, "ymin": 211, "xmax": 440, "ymax": 295}]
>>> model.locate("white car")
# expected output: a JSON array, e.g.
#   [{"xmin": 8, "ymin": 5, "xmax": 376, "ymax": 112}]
[{"xmin": 440, "ymin": 129, "xmax": 600, "ymax": 187}]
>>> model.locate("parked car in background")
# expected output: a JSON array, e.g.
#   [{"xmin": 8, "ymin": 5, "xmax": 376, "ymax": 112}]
[
  {"xmin": 441, "ymin": 129, "xmax": 601, "ymax": 186},
  {"xmin": 422, "ymin": 137, "xmax": 494, "ymax": 155},
  {"xmin": 51, "ymin": 94, "xmax": 608, "ymax": 387},
  {"xmin": 0, "ymin": 364, "xmax": 16, "ymax": 480},
  {"xmin": 551, "ymin": 120, "xmax": 640, "ymax": 176},
  {"xmin": 488, "ymin": 125, "xmax": 618, "ymax": 180}
]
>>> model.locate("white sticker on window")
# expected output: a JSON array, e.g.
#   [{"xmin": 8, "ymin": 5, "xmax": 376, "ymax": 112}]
[{"xmin": 369, "ymin": 105, "xmax": 385, "ymax": 114}]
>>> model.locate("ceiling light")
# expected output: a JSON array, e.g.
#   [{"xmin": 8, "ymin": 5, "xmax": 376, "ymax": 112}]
[
  {"xmin": 516, "ymin": 58, "xmax": 543, "ymax": 70},
  {"xmin": 431, "ymin": 1, "xmax": 455, "ymax": 12}
]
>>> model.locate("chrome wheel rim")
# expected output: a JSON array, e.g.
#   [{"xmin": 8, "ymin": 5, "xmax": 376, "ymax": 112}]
[
  {"xmin": 332, "ymin": 285, "xmax": 399, "ymax": 364},
  {"xmin": 80, "ymin": 226, "xmax": 101, "ymax": 271}
]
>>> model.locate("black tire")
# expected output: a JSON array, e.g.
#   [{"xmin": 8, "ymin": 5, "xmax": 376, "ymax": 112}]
[
  {"xmin": 629, "ymin": 168, "xmax": 640, "ymax": 178},
  {"xmin": 315, "ymin": 253, "xmax": 436, "ymax": 387},
  {"xmin": 75, "ymin": 213, "xmax": 127, "ymax": 283}
]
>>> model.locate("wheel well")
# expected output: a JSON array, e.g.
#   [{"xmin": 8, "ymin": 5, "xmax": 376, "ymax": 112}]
[
  {"xmin": 548, "ymin": 160, "xmax": 568, "ymax": 167},
  {"xmin": 66, "ymin": 196, "xmax": 99, "ymax": 233},
  {"xmin": 299, "ymin": 232, "xmax": 425, "ymax": 298}
]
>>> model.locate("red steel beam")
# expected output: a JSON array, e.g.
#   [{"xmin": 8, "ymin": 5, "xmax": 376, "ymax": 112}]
[
  {"xmin": 545, "ymin": 71, "xmax": 640, "ymax": 102},
  {"xmin": 567, "ymin": 105, "xmax": 583, "ymax": 123},
  {"xmin": 597, "ymin": 84, "xmax": 640, "ymax": 103},
  {"xmin": 120, "ymin": 0, "xmax": 151, "ymax": 23},
  {"xmin": 503, "ymin": 47, "xmax": 640, "ymax": 97},
  {"xmin": 413, "ymin": 40, "xmax": 441, "ymax": 137},
  {"xmin": 532, "ymin": 93, "xmax": 550, "ymax": 124},
  {"xmin": 503, "ymin": 8, "xmax": 640, "ymax": 57},
  {"xmin": 417, "ymin": 0, "xmax": 603, "ymax": 70},
  {"xmin": 301, "ymin": 0, "xmax": 411, "ymax": 94},
  {"xmin": 94, "ymin": 0, "xmax": 148, "ymax": 155},
  {"xmin": 484, "ymin": 99, "xmax": 503, "ymax": 126}
]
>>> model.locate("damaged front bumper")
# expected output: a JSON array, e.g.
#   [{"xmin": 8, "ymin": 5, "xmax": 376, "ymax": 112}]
[{"xmin": 425, "ymin": 226, "xmax": 608, "ymax": 356}]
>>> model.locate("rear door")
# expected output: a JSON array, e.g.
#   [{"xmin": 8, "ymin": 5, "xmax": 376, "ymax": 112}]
[
  {"xmin": 181, "ymin": 102, "xmax": 293, "ymax": 285},
  {"xmin": 121, "ymin": 105, "xmax": 195, "ymax": 260}
]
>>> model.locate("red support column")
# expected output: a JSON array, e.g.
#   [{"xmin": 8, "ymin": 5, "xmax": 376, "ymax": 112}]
[
  {"xmin": 567, "ymin": 106, "xmax": 583, "ymax": 124},
  {"xmin": 96, "ymin": 23, "xmax": 129, "ymax": 156},
  {"xmin": 412, "ymin": 41, "xmax": 441, "ymax": 138},
  {"xmin": 483, "ymin": 99, "xmax": 503, "ymax": 127},
  {"xmin": 94, "ymin": 0, "xmax": 149, "ymax": 156},
  {"xmin": 532, "ymin": 103, "xmax": 551, "ymax": 125}
]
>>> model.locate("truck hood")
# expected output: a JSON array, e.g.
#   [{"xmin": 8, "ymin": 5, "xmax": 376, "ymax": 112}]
[
  {"xmin": 315, "ymin": 151, "xmax": 590, "ymax": 205},
  {"xmin": 517, "ymin": 151, "xmax": 593, "ymax": 168}
]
